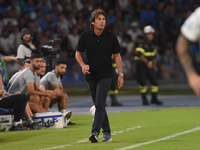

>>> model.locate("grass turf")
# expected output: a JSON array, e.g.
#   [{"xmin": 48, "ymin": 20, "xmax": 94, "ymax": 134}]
[{"xmin": 0, "ymin": 107, "xmax": 200, "ymax": 150}]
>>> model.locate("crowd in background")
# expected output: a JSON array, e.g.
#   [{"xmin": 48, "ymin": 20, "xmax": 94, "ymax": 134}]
[{"xmin": 0, "ymin": 0, "xmax": 200, "ymax": 82}]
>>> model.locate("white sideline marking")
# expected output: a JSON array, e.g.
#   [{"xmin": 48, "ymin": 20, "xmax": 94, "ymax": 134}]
[
  {"xmin": 39, "ymin": 126, "xmax": 142, "ymax": 150},
  {"xmin": 115, "ymin": 127, "xmax": 200, "ymax": 150}
]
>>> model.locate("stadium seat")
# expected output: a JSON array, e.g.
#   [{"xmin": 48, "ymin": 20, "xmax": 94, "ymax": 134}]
[{"xmin": 0, "ymin": 107, "xmax": 14, "ymax": 126}]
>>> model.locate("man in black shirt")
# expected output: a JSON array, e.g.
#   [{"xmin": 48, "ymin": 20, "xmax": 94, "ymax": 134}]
[{"xmin": 75, "ymin": 9, "xmax": 123, "ymax": 143}]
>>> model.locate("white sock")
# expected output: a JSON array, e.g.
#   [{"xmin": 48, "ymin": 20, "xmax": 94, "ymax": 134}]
[
  {"xmin": 27, "ymin": 118, "xmax": 34, "ymax": 125},
  {"xmin": 13, "ymin": 119, "xmax": 22, "ymax": 126},
  {"xmin": 60, "ymin": 109, "xmax": 67, "ymax": 113}
]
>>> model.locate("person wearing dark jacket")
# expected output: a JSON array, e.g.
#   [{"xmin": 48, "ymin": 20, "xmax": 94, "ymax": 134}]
[{"xmin": 135, "ymin": 25, "xmax": 163, "ymax": 105}]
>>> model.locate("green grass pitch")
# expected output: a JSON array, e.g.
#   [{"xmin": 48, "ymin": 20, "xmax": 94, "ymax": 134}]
[{"xmin": 0, "ymin": 107, "xmax": 200, "ymax": 150}]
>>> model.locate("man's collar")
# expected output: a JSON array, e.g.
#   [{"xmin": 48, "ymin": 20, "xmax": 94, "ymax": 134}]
[
  {"xmin": 53, "ymin": 70, "xmax": 59, "ymax": 78},
  {"xmin": 28, "ymin": 66, "xmax": 35, "ymax": 74},
  {"xmin": 91, "ymin": 29, "xmax": 107, "ymax": 36}
]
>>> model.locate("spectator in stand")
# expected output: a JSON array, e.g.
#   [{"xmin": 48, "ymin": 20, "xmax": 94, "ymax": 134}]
[
  {"xmin": 121, "ymin": 47, "xmax": 134, "ymax": 80},
  {"xmin": 65, "ymin": 11, "xmax": 77, "ymax": 32},
  {"xmin": 60, "ymin": 30, "xmax": 73, "ymax": 57},
  {"xmin": 3, "ymin": 8, "xmax": 18, "ymax": 27},
  {"xmin": 10, "ymin": 26, "xmax": 21, "ymax": 51},
  {"xmin": 38, "ymin": 12, "xmax": 53, "ymax": 33},
  {"xmin": 122, "ymin": 33, "xmax": 134, "ymax": 57},
  {"xmin": 115, "ymin": 11, "xmax": 129, "ymax": 31},
  {"xmin": 126, "ymin": 21, "xmax": 143, "ymax": 43},
  {"xmin": 7, "ymin": 0, "xmax": 21, "ymax": 15},
  {"xmin": 22, "ymin": 0, "xmax": 36, "ymax": 19},
  {"xmin": 40, "ymin": 0, "xmax": 51, "ymax": 15},
  {"xmin": 160, "ymin": 44, "xmax": 183, "ymax": 79},
  {"xmin": 106, "ymin": 9, "xmax": 116, "ymax": 29},
  {"xmin": 68, "ymin": 27, "xmax": 80, "ymax": 52},
  {"xmin": 140, "ymin": 2, "xmax": 156, "ymax": 28},
  {"xmin": 112, "ymin": 25, "xmax": 123, "ymax": 46},
  {"xmin": 57, "ymin": 12, "xmax": 69, "ymax": 33},
  {"xmin": 43, "ymin": 28, "xmax": 51, "ymax": 44},
  {"xmin": 0, "ymin": 30, "xmax": 14, "ymax": 55}
]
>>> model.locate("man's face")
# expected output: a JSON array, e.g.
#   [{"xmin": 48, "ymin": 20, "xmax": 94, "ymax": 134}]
[
  {"xmin": 22, "ymin": 34, "xmax": 31, "ymax": 42},
  {"xmin": 21, "ymin": 62, "xmax": 30, "ymax": 70},
  {"xmin": 39, "ymin": 62, "xmax": 47, "ymax": 75},
  {"xmin": 31, "ymin": 58, "xmax": 41, "ymax": 70},
  {"xmin": 92, "ymin": 14, "xmax": 106, "ymax": 30},
  {"xmin": 146, "ymin": 33, "xmax": 154, "ymax": 41},
  {"xmin": 56, "ymin": 64, "xmax": 67, "ymax": 77}
]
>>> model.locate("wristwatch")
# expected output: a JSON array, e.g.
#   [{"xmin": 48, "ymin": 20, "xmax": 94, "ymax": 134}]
[{"xmin": 119, "ymin": 73, "xmax": 124, "ymax": 76}]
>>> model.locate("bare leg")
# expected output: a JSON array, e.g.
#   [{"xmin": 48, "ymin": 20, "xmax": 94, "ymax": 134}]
[
  {"xmin": 43, "ymin": 96, "xmax": 51, "ymax": 110},
  {"xmin": 29, "ymin": 101, "xmax": 48, "ymax": 113},
  {"xmin": 29, "ymin": 95, "xmax": 41, "ymax": 104},
  {"xmin": 24, "ymin": 102, "xmax": 34, "ymax": 119},
  {"xmin": 51, "ymin": 92, "xmax": 68, "ymax": 111},
  {"xmin": 58, "ymin": 93, "xmax": 68, "ymax": 111}
]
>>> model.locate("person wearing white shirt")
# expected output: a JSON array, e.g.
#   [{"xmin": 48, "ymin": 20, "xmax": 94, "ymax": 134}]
[
  {"xmin": 176, "ymin": 7, "xmax": 200, "ymax": 96},
  {"xmin": 126, "ymin": 22, "xmax": 143, "ymax": 42},
  {"xmin": 68, "ymin": 27, "xmax": 80, "ymax": 51}
]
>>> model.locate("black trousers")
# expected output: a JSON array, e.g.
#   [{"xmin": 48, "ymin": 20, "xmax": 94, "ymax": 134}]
[
  {"xmin": 86, "ymin": 77, "xmax": 112, "ymax": 135},
  {"xmin": 110, "ymin": 67, "xmax": 118, "ymax": 91},
  {"xmin": 136, "ymin": 62, "xmax": 158, "ymax": 86},
  {"xmin": 0, "ymin": 94, "xmax": 28, "ymax": 122}
]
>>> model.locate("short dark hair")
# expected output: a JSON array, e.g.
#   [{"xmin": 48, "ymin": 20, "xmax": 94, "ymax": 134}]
[
  {"xmin": 90, "ymin": 9, "xmax": 106, "ymax": 28},
  {"xmin": 22, "ymin": 59, "xmax": 30, "ymax": 66},
  {"xmin": 30, "ymin": 54, "xmax": 41, "ymax": 60},
  {"xmin": 56, "ymin": 59, "xmax": 67, "ymax": 66},
  {"xmin": 41, "ymin": 58, "xmax": 47, "ymax": 63}
]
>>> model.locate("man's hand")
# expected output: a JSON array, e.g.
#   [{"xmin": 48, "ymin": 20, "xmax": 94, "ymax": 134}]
[
  {"xmin": 51, "ymin": 91, "xmax": 57, "ymax": 99},
  {"xmin": 147, "ymin": 62, "xmax": 153, "ymax": 68},
  {"xmin": 154, "ymin": 66, "xmax": 158, "ymax": 71},
  {"xmin": 54, "ymin": 89, "xmax": 62, "ymax": 97},
  {"xmin": 82, "ymin": 65, "xmax": 90, "ymax": 74},
  {"xmin": 187, "ymin": 72, "xmax": 200, "ymax": 96},
  {"xmin": 0, "ymin": 88, "xmax": 5, "ymax": 98},
  {"xmin": 39, "ymin": 85, "xmax": 45, "ymax": 92},
  {"xmin": 118, "ymin": 76, "xmax": 124, "ymax": 89},
  {"xmin": 46, "ymin": 90, "xmax": 54, "ymax": 99},
  {"xmin": 15, "ymin": 91, "xmax": 21, "ymax": 94},
  {"xmin": 13, "ymin": 57, "xmax": 18, "ymax": 62}
]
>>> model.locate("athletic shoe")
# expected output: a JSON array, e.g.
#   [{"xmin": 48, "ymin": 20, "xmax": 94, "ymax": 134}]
[
  {"xmin": 111, "ymin": 101, "xmax": 123, "ymax": 106},
  {"xmin": 151, "ymin": 99, "xmax": 163, "ymax": 105},
  {"xmin": 68, "ymin": 121, "xmax": 76, "ymax": 125},
  {"xmin": 89, "ymin": 132, "xmax": 98, "ymax": 143},
  {"xmin": 101, "ymin": 132, "xmax": 112, "ymax": 142},
  {"xmin": 29, "ymin": 123, "xmax": 45, "ymax": 130},
  {"xmin": 142, "ymin": 100, "xmax": 149, "ymax": 106},
  {"xmin": 63, "ymin": 110, "xmax": 72, "ymax": 120},
  {"xmin": 12, "ymin": 124, "xmax": 30, "ymax": 131}
]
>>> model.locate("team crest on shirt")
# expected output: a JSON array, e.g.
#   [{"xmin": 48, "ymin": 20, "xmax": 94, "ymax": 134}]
[{"xmin": 145, "ymin": 44, "xmax": 148, "ymax": 48}]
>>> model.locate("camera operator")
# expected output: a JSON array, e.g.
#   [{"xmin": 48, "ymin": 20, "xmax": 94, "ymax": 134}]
[
  {"xmin": 40, "ymin": 38, "xmax": 62, "ymax": 71},
  {"xmin": 17, "ymin": 28, "xmax": 37, "ymax": 65}
]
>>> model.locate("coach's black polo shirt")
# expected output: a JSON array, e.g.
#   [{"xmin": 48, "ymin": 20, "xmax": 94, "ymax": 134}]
[{"xmin": 77, "ymin": 29, "xmax": 121, "ymax": 79}]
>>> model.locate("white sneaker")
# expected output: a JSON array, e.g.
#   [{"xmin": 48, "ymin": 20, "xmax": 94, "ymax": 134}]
[
  {"xmin": 62, "ymin": 111, "xmax": 72, "ymax": 128},
  {"xmin": 63, "ymin": 110, "xmax": 72, "ymax": 120}
]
